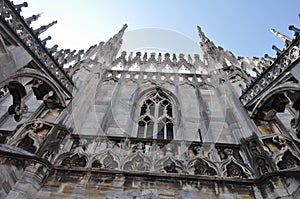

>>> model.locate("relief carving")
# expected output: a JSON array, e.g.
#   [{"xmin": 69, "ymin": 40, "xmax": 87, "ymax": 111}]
[
  {"xmin": 61, "ymin": 154, "xmax": 87, "ymax": 167},
  {"xmin": 193, "ymin": 159, "xmax": 217, "ymax": 176},
  {"xmin": 124, "ymin": 153, "xmax": 150, "ymax": 171}
]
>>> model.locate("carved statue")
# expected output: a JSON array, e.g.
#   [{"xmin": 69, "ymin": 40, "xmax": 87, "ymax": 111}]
[
  {"xmin": 256, "ymin": 157, "xmax": 269, "ymax": 175},
  {"xmin": 163, "ymin": 159, "xmax": 178, "ymax": 173},
  {"xmin": 194, "ymin": 159, "xmax": 217, "ymax": 176},
  {"xmin": 208, "ymin": 144, "xmax": 221, "ymax": 162},
  {"xmin": 7, "ymin": 81, "xmax": 28, "ymax": 122},
  {"xmin": 124, "ymin": 154, "xmax": 149, "ymax": 171}
]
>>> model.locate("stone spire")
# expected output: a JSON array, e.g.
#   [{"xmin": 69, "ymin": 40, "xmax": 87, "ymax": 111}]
[
  {"xmin": 197, "ymin": 26, "xmax": 221, "ymax": 64},
  {"xmin": 101, "ymin": 24, "xmax": 128, "ymax": 63},
  {"xmin": 82, "ymin": 24, "xmax": 128, "ymax": 65}
]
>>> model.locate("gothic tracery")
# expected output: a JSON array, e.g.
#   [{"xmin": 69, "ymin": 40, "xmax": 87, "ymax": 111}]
[
  {"xmin": 137, "ymin": 88, "xmax": 175, "ymax": 140},
  {"xmin": 0, "ymin": 1, "xmax": 299, "ymax": 198}
]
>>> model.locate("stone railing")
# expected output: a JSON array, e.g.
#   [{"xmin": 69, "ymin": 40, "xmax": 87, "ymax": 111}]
[
  {"xmin": 240, "ymin": 35, "xmax": 300, "ymax": 107},
  {"xmin": 2, "ymin": 119, "xmax": 300, "ymax": 180},
  {"xmin": 0, "ymin": 0, "xmax": 73, "ymax": 94},
  {"xmin": 51, "ymin": 135, "xmax": 254, "ymax": 179},
  {"xmin": 111, "ymin": 51, "xmax": 206, "ymax": 75},
  {"xmin": 102, "ymin": 69, "xmax": 213, "ymax": 87}
]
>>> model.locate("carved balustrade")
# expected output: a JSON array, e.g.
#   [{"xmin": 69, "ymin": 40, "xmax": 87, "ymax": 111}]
[
  {"xmin": 240, "ymin": 36, "xmax": 300, "ymax": 107},
  {"xmin": 53, "ymin": 135, "xmax": 254, "ymax": 179},
  {"xmin": 0, "ymin": 0, "xmax": 73, "ymax": 94}
]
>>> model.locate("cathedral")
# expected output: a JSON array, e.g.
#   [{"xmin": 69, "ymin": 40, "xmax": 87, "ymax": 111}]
[{"xmin": 0, "ymin": 1, "xmax": 300, "ymax": 198}]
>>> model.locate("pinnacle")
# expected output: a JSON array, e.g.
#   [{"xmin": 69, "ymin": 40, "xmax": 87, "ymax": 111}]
[
  {"xmin": 119, "ymin": 24, "xmax": 128, "ymax": 34},
  {"xmin": 197, "ymin": 25, "xmax": 207, "ymax": 42}
]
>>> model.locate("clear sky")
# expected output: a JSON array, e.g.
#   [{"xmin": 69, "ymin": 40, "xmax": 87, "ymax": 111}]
[{"xmin": 20, "ymin": 0, "xmax": 299, "ymax": 58}]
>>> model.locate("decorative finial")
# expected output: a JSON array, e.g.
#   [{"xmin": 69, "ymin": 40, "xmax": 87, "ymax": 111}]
[
  {"xmin": 143, "ymin": 52, "xmax": 147, "ymax": 62},
  {"xmin": 119, "ymin": 24, "xmax": 128, "ymax": 34},
  {"xmin": 41, "ymin": 36, "xmax": 51, "ymax": 46},
  {"xmin": 172, "ymin": 53, "xmax": 177, "ymax": 63},
  {"xmin": 272, "ymin": 45, "xmax": 283, "ymax": 56},
  {"xmin": 164, "ymin": 53, "xmax": 170, "ymax": 59},
  {"xmin": 252, "ymin": 68, "xmax": 260, "ymax": 76},
  {"xmin": 270, "ymin": 28, "xmax": 292, "ymax": 45},
  {"xmin": 128, "ymin": 52, "xmax": 133, "ymax": 61},
  {"xmin": 264, "ymin": 54, "xmax": 275, "ymax": 62},
  {"xmin": 157, "ymin": 52, "xmax": 162, "ymax": 63},
  {"xmin": 33, "ymin": 20, "xmax": 57, "ymax": 36},
  {"xmin": 197, "ymin": 26, "xmax": 207, "ymax": 42},
  {"xmin": 187, "ymin": 54, "xmax": 193, "ymax": 64},
  {"xmin": 48, "ymin": 45, "xmax": 58, "ymax": 54},
  {"xmin": 13, "ymin": 2, "xmax": 28, "ymax": 13},
  {"xmin": 289, "ymin": 25, "xmax": 300, "ymax": 37},
  {"xmin": 121, "ymin": 51, "xmax": 127, "ymax": 58},
  {"xmin": 24, "ymin": 13, "xmax": 41, "ymax": 25},
  {"xmin": 179, "ymin": 53, "xmax": 184, "ymax": 60}
]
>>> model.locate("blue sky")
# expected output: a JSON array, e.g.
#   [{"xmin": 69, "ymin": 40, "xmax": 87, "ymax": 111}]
[{"xmin": 20, "ymin": 0, "xmax": 299, "ymax": 58}]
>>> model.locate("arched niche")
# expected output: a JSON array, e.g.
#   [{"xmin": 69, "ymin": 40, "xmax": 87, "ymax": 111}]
[
  {"xmin": 89, "ymin": 151, "xmax": 120, "ymax": 169},
  {"xmin": 187, "ymin": 157, "xmax": 218, "ymax": 176},
  {"xmin": 123, "ymin": 152, "xmax": 151, "ymax": 171},
  {"xmin": 0, "ymin": 68, "xmax": 69, "ymax": 122},
  {"xmin": 154, "ymin": 156, "xmax": 185, "ymax": 174},
  {"xmin": 251, "ymin": 82, "xmax": 300, "ymax": 138}
]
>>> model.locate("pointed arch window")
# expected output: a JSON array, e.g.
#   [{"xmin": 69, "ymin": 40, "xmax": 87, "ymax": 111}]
[{"xmin": 137, "ymin": 89, "xmax": 175, "ymax": 140}]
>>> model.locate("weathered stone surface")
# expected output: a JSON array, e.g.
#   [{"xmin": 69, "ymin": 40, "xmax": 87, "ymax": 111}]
[{"xmin": 0, "ymin": 1, "xmax": 300, "ymax": 198}]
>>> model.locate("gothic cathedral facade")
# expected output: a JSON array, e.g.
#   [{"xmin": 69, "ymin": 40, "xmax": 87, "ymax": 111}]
[{"xmin": 0, "ymin": 1, "xmax": 299, "ymax": 198}]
